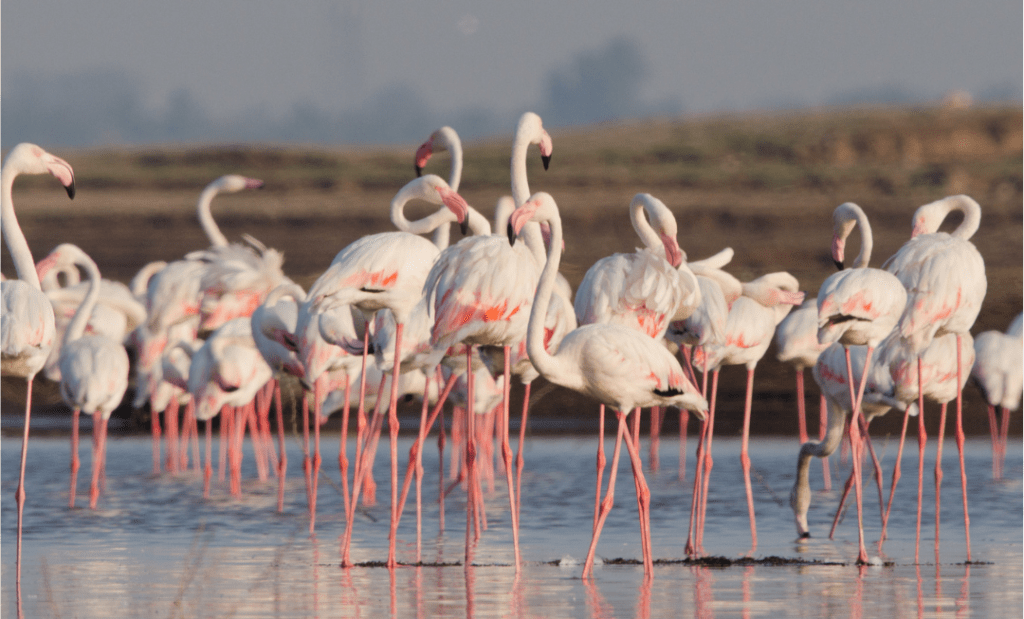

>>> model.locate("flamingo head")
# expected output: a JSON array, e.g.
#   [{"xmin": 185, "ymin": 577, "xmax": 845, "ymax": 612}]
[
  {"xmin": 539, "ymin": 130, "xmax": 553, "ymax": 170},
  {"xmin": 660, "ymin": 234, "xmax": 685, "ymax": 268},
  {"xmin": 5, "ymin": 143, "xmax": 76, "ymax": 199},
  {"xmin": 831, "ymin": 233, "xmax": 845, "ymax": 270},
  {"xmin": 214, "ymin": 174, "xmax": 264, "ymax": 193},
  {"xmin": 414, "ymin": 140, "xmax": 433, "ymax": 177},
  {"xmin": 434, "ymin": 183, "xmax": 468, "ymax": 229}
]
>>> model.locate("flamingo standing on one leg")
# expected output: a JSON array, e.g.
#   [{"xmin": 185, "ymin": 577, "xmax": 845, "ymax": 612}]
[
  {"xmin": 508, "ymin": 192, "xmax": 708, "ymax": 581},
  {"xmin": 0, "ymin": 143, "xmax": 75, "ymax": 590},
  {"xmin": 970, "ymin": 313, "xmax": 1022, "ymax": 479},
  {"xmin": 37, "ymin": 244, "xmax": 130, "ymax": 509},
  {"xmin": 882, "ymin": 194, "xmax": 987, "ymax": 563}
]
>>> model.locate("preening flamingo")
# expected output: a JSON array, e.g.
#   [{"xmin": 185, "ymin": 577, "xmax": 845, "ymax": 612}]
[
  {"xmin": 0, "ymin": 143, "xmax": 75, "ymax": 589},
  {"xmin": 303, "ymin": 173, "xmax": 468, "ymax": 568},
  {"xmin": 414, "ymin": 125, "xmax": 464, "ymax": 250},
  {"xmin": 970, "ymin": 313, "xmax": 1023, "ymax": 478},
  {"xmin": 883, "ymin": 194, "xmax": 986, "ymax": 562},
  {"xmin": 37, "ymin": 244, "xmax": 130, "ymax": 509},
  {"xmin": 509, "ymin": 192, "xmax": 707, "ymax": 580},
  {"xmin": 691, "ymin": 272, "xmax": 804, "ymax": 557}
]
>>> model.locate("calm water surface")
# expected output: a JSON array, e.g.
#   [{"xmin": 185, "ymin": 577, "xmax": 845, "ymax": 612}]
[{"xmin": 2, "ymin": 424, "xmax": 1021, "ymax": 618}]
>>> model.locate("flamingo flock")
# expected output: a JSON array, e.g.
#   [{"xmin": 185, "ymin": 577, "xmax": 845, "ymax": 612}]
[{"xmin": 2, "ymin": 116, "xmax": 1018, "ymax": 587}]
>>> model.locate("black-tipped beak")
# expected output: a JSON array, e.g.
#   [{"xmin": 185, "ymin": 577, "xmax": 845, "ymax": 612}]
[
  {"xmin": 799, "ymin": 532, "xmax": 811, "ymax": 539},
  {"xmin": 541, "ymin": 154, "xmax": 551, "ymax": 171},
  {"xmin": 460, "ymin": 220, "xmax": 469, "ymax": 236},
  {"xmin": 66, "ymin": 182, "xmax": 76, "ymax": 200},
  {"xmin": 507, "ymin": 223, "xmax": 517, "ymax": 246},
  {"xmin": 415, "ymin": 165, "xmax": 423, "ymax": 178},
  {"xmin": 833, "ymin": 259, "xmax": 844, "ymax": 271}
]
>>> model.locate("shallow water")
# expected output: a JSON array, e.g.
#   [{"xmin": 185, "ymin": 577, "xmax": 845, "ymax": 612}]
[{"xmin": 2, "ymin": 426, "xmax": 1021, "ymax": 618}]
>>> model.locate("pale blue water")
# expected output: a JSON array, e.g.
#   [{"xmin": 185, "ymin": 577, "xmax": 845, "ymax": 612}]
[{"xmin": 2, "ymin": 423, "xmax": 1021, "ymax": 618}]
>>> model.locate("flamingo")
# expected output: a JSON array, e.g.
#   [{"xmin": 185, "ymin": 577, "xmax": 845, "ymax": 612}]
[
  {"xmin": 37, "ymin": 244, "xmax": 130, "ymax": 509},
  {"xmin": 508, "ymin": 192, "xmax": 708, "ymax": 580},
  {"xmin": 414, "ymin": 125, "xmax": 464, "ymax": 251},
  {"xmin": 881, "ymin": 330, "xmax": 975, "ymax": 559},
  {"xmin": 970, "ymin": 313, "xmax": 1023, "ymax": 478},
  {"xmin": 790, "ymin": 336, "xmax": 916, "ymax": 542},
  {"xmin": 882, "ymin": 194, "xmax": 987, "ymax": 562},
  {"xmin": 42, "ymin": 272, "xmax": 146, "ymax": 382},
  {"xmin": 815, "ymin": 201, "xmax": 908, "ymax": 563},
  {"xmin": 774, "ymin": 298, "xmax": 831, "ymax": 489},
  {"xmin": 0, "ymin": 143, "xmax": 74, "ymax": 588},
  {"xmin": 187, "ymin": 317, "xmax": 274, "ymax": 497},
  {"xmin": 691, "ymin": 272, "xmax": 805, "ymax": 557},
  {"xmin": 413, "ymin": 113, "xmax": 555, "ymax": 570},
  {"xmin": 303, "ymin": 173, "xmax": 468, "ymax": 568},
  {"xmin": 135, "ymin": 174, "xmax": 267, "ymax": 472}
]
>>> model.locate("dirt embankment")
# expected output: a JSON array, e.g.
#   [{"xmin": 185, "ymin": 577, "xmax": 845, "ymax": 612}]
[{"xmin": 3, "ymin": 104, "xmax": 1021, "ymax": 437}]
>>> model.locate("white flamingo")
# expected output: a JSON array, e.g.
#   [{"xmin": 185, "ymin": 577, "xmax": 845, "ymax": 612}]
[
  {"xmin": 0, "ymin": 143, "xmax": 74, "ymax": 587},
  {"xmin": 882, "ymin": 194, "xmax": 987, "ymax": 562},
  {"xmin": 509, "ymin": 192, "xmax": 707, "ymax": 580},
  {"xmin": 971, "ymin": 313, "xmax": 1023, "ymax": 479},
  {"xmin": 37, "ymin": 244, "xmax": 130, "ymax": 509}
]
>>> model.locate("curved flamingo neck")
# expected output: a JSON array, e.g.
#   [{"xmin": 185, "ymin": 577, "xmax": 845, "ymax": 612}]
[
  {"xmin": 509, "ymin": 119, "xmax": 546, "ymax": 263},
  {"xmin": 64, "ymin": 250, "xmax": 102, "ymax": 346},
  {"xmin": 197, "ymin": 185, "xmax": 230, "ymax": 248},
  {"xmin": 437, "ymin": 127, "xmax": 463, "ymax": 192},
  {"xmin": 838, "ymin": 202, "xmax": 874, "ymax": 269},
  {"xmin": 913, "ymin": 194, "xmax": 981, "ymax": 240},
  {"xmin": 1, "ymin": 167, "xmax": 42, "ymax": 289},
  {"xmin": 526, "ymin": 210, "xmax": 564, "ymax": 381},
  {"xmin": 390, "ymin": 180, "xmax": 457, "ymax": 237},
  {"xmin": 630, "ymin": 196, "xmax": 665, "ymax": 255}
]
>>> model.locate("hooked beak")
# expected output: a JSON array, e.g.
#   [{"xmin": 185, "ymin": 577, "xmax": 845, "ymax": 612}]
[
  {"xmin": 507, "ymin": 223, "xmax": 517, "ymax": 246},
  {"xmin": 541, "ymin": 154, "xmax": 551, "ymax": 171}
]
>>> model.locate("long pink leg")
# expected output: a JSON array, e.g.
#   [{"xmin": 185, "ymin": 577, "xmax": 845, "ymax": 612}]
[
  {"xmin": 593, "ymin": 405, "xmax": 606, "ymax": 534},
  {"xmin": 514, "ymin": 382, "xmax": 532, "ymax": 522},
  {"xmin": 151, "ymin": 400, "xmax": 162, "ymax": 475},
  {"xmin": 70, "ymin": 408, "xmax": 81, "ymax": 508},
  {"xmin": 189, "ymin": 400, "xmax": 200, "ymax": 473},
  {"xmin": 340, "ymin": 376, "xmax": 387, "ymax": 567},
  {"xmin": 274, "ymin": 383, "xmax": 287, "ymax": 513},
  {"xmin": 339, "ymin": 379, "xmax": 352, "ymax": 523},
  {"xmin": 89, "ymin": 413, "xmax": 107, "ymax": 509},
  {"xmin": 795, "ymin": 368, "xmax": 809, "ymax": 444},
  {"xmin": 464, "ymin": 347, "xmax": 478, "ymax": 567},
  {"xmin": 934, "ymin": 402, "xmax": 948, "ymax": 561},
  {"xmin": 986, "ymin": 405, "xmax": 1000, "ymax": 479},
  {"xmin": 685, "ymin": 413, "xmax": 708, "ymax": 557},
  {"xmin": 15, "ymin": 378, "xmax": 35, "ymax": 590},
  {"xmin": 678, "ymin": 409, "xmax": 689, "ymax": 482},
  {"xmin": 310, "ymin": 377, "xmax": 324, "ymax": 533},
  {"xmin": 385, "ymin": 323, "xmax": 405, "ymax": 568},
  {"xmin": 583, "ymin": 411, "xmax": 626, "ymax": 579},
  {"xmin": 881, "ymin": 403, "xmax": 913, "ymax": 547},
  {"xmin": 696, "ymin": 368, "xmax": 720, "ymax": 554},
  {"xmin": 219, "ymin": 404, "xmax": 229, "ymax": 482},
  {"xmin": 165, "ymin": 398, "xmax": 180, "ymax": 474},
  {"xmin": 246, "ymin": 400, "xmax": 268, "ymax": 482},
  {"xmin": 844, "ymin": 347, "xmax": 868, "ymax": 564},
  {"xmin": 499, "ymin": 346, "xmax": 522, "ymax": 571},
  {"xmin": 740, "ymin": 367, "xmax": 758, "ymax": 556},
  {"xmin": 999, "ymin": 407, "xmax": 1011, "ymax": 480},
  {"xmin": 914, "ymin": 356, "xmax": 927, "ymax": 564},
  {"xmin": 203, "ymin": 419, "xmax": 213, "ymax": 498},
  {"xmin": 438, "ymin": 389, "xmax": 447, "ymax": 534},
  {"xmin": 953, "ymin": 335, "xmax": 971, "ymax": 562},
  {"xmin": 622, "ymin": 409, "xmax": 654, "ymax": 579},
  {"xmin": 829, "ymin": 469, "xmax": 855, "ymax": 540},
  {"xmin": 301, "ymin": 392, "xmax": 313, "ymax": 521},
  {"xmin": 819, "ymin": 394, "xmax": 831, "ymax": 491},
  {"xmin": 649, "ymin": 406, "xmax": 662, "ymax": 472}
]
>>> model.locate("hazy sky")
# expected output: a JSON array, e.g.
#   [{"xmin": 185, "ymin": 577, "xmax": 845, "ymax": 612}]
[{"xmin": 2, "ymin": 0, "xmax": 1021, "ymax": 146}]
